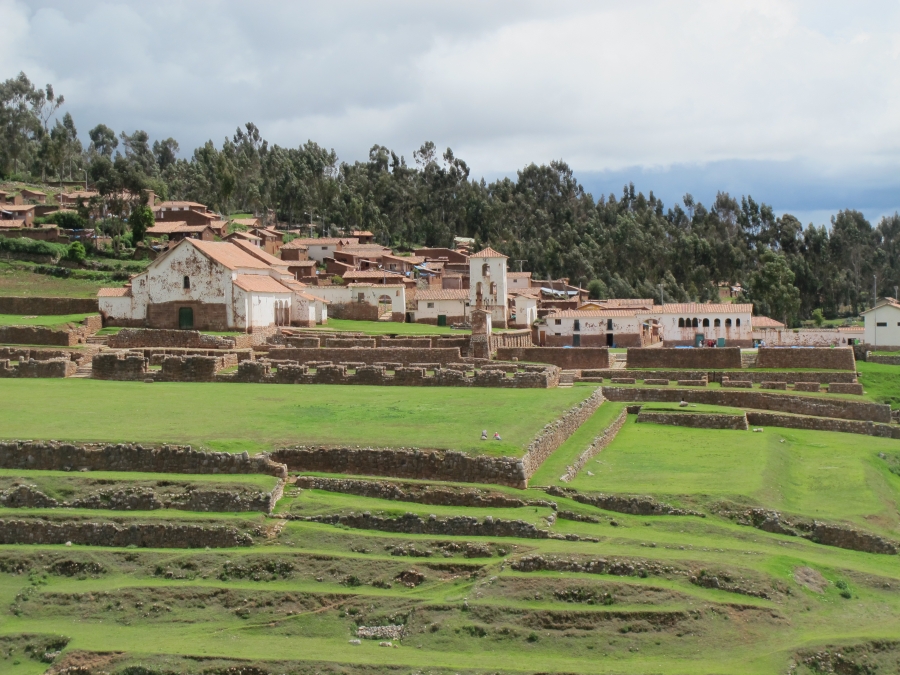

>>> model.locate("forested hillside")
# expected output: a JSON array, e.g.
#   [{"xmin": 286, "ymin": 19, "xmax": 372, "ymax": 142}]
[{"xmin": 2, "ymin": 71, "xmax": 898, "ymax": 323}]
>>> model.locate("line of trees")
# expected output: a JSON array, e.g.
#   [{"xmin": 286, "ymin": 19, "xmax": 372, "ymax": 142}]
[{"xmin": 3, "ymin": 71, "xmax": 899, "ymax": 325}]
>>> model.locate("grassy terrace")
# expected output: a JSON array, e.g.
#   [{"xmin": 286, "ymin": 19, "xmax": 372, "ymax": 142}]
[
  {"xmin": 0, "ymin": 379, "xmax": 592, "ymax": 456},
  {"xmin": 0, "ymin": 312, "xmax": 94, "ymax": 328},
  {"xmin": 0, "ymin": 260, "xmax": 122, "ymax": 298}
]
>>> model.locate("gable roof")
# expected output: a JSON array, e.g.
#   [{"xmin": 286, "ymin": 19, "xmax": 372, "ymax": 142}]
[
  {"xmin": 861, "ymin": 298, "xmax": 900, "ymax": 314},
  {"xmin": 415, "ymin": 288, "xmax": 469, "ymax": 301},
  {"xmin": 187, "ymin": 239, "xmax": 272, "ymax": 270},
  {"xmin": 470, "ymin": 246, "xmax": 508, "ymax": 259},
  {"xmin": 751, "ymin": 316, "xmax": 786, "ymax": 328},
  {"xmin": 342, "ymin": 269, "xmax": 406, "ymax": 280},
  {"xmin": 289, "ymin": 237, "xmax": 358, "ymax": 246},
  {"xmin": 231, "ymin": 239, "xmax": 289, "ymax": 267},
  {"xmin": 146, "ymin": 221, "xmax": 211, "ymax": 235},
  {"xmin": 550, "ymin": 309, "xmax": 640, "ymax": 318},
  {"xmin": 281, "ymin": 239, "xmax": 310, "ymax": 250},
  {"xmin": 233, "ymin": 274, "xmax": 292, "ymax": 294},
  {"xmin": 97, "ymin": 287, "xmax": 131, "ymax": 297},
  {"xmin": 224, "ymin": 230, "xmax": 262, "ymax": 242},
  {"xmin": 155, "ymin": 201, "xmax": 208, "ymax": 210},
  {"xmin": 507, "ymin": 271, "xmax": 532, "ymax": 278},
  {"xmin": 659, "ymin": 303, "xmax": 753, "ymax": 314}
]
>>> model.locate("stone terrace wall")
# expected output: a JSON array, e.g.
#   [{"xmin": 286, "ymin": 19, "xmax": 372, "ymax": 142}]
[
  {"xmin": 756, "ymin": 347, "xmax": 856, "ymax": 371},
  {"xmin": 521, "ymin": 388, "xmax": 604, "ymax": 478},
  {"xmin": 562, "ymin": 406, "xmax": 628, "ymax": 482},
  {"xmin": 580, "ymin": 369, "xmax": 858, "ymax": 384},
  {"xmin": 497, "ymin": 347, "xmax": 610, "ymax": 370},
  {"xmin": 0, "ymin": 358, "xmax": 75, "ymax": 378},
  {"xmin": 636, "ymin": 410, "xmax": 749, "ymax": 430},
  {"xmin": 867, "ymin": 353, "xmax": 900, "ymax": 365},
  {"xmin": 109, "ymin": 328, "xmax": 238, "ymax": 349},
  {"xmin": 745, "ymin": 412, "xmax": 900, "ymax": 439},
  {"xmin": 324, "ymin": 337, "xmax": 376, "ymax": 348},
  {"xmin": 0, "ymin": 325, "xmax": 78, "ymax": 346},
  {"xmin": 0, "ymin": 296, "xmax": 98, "ymax": 314},
  {"xmin": 602, "ymin": 386, "xmax": 892, "ymax": 423},
  {"xmin": 328, "ymin": 302, "xmax": 380, "ymax": 321},
  {"xmin": 271, "ymin": 446, "xmax": 528, "ymax": 488},
  {"xmin": 92, "ymin": 352, "xmax": 149, "ymax": 380},
  {"xmin": 0, "ymin": 519, "xmax": 252, "ymax": 548},
  {"xmin": 626, "ymin": 348, "xmax": 742, "ymax": 369},
  {"xmin": 226, "ymin": 360, "xmax": 559, "ymax": 388},
  {"xmin": 380, "ymin": 337, "xmax": 432, "ymax": 349},
  {"xmin": 158, "ymin": 355, "xmax": 226, "ymax": 382},
  {"xmin": 0, "ymin": 441, "xmax": 287, "ymax": 478},
  {"xmin": 0, "ymin": 347, "xmax": 83, "ymax": 363},
  {"xmin": 266, "ymin": 346, "xmax": 465, "ymax": 366}
]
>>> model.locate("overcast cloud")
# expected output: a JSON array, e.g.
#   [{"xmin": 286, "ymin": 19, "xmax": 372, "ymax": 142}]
[{"xmin": 2, "ymin": 0, "xmax": 899, "ymax": 224}]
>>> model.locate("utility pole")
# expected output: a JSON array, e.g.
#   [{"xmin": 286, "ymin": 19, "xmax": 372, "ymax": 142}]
[
  {"xmin": 658, "ymin": 283, "xmax": 664, "ymax": 306},
  {"xmin": 514, "ymin": 260, "xmax": 527, "ymax": 273},
  {"xmin": 874, "ymin": 274, "xmax": 878, "ymax": 347}
]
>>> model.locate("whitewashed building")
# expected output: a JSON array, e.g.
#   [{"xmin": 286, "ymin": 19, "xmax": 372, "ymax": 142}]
[
  {"xmin": 469, "ymin": 247, "xmax": 509, "ymax": 327},
  {"xmin": 412, "ymin": 288, "xmax": 470, "ymax": 325},
  {"xmin": 540, "ymin": 309, "xmax": 658, "ymax": 347},
  {"xmin": 652, "ymin": 303, "xmax": 754, "ymax": 347},
  {"xmin": 303, "ymin": 283, "xmax": 406, "ymax": 321},
  {"xmin": 98, "ymin": 239, "xmax": 309, "ymax": 330},
  {"xmin": 862, "ymin": 299, "xmax": 900, "ymax": 347}
]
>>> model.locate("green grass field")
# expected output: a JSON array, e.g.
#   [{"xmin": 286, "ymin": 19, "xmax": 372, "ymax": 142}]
[
  {"xmin": 857, "ymin": 360, "xmax": 900, "ymax": 408},
  {"xmin": 303, "ymin": 319, "xmax": 470, "ymax": 335},
  {"xmin": 0, "ymin": 261, "xmax": 122, "ymax": 298},
  {"xmin": 0, "ymin": 312, "xmax": 94, "ymax": 328},
  {"xmin": 0, "ymin": 379, "xmax": 591, "ymax": 455}
]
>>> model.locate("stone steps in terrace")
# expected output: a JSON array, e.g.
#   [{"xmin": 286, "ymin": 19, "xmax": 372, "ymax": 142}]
[{"xmin": 558, "ymin": 370, "xmax": 577, "ymax": 387}]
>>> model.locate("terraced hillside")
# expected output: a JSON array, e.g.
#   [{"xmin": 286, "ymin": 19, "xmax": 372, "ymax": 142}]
[{"xmin": 1, "ymin": 385, "xmax": 899, "ymax": 675}]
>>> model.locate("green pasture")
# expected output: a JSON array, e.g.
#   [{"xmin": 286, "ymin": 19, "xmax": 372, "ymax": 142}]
[
  {"xmin": 0, "ymin": 312, "xmax": 94, "ymax": 328},
  {"xmin": 0, "ymin": 379, "xmax": 592, "ymax": 456},
  {"xmin": 0, "ymin": 261, "xmax": 121, "ymax": 298},
  {"xmin": 857, "ymin": 360, "xmax": 900, "ymax": 409},
  {"xmin": 568, "ymin": 416, "xmax": 900, "ymax": 535}
]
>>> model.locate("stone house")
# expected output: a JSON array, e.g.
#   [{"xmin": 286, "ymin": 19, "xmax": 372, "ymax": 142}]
[
  {"xmin": 469, "ymin": 247, "xmax": 509, "ymax": 328},
  {"xmin": 862, "ymin": 298, "xmax": 900, "ymax": 347},
  {"xmin": 97, "ymin": 239, "xmax": 299, "ymax": 331},
  {"xmin": 413, "ymin": 288, "xmax": 470, "ymax": 325},
  {"xmin": 653, "ymin": 303, "xmax": 753, "ymax": 346}
]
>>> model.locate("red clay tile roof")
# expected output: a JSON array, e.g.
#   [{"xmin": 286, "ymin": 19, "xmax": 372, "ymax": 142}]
[
  {"xmin": 289, "ymin": 238, "xmax": 358, "ymax": 246},
  {"xmin": 470, "ymin": 246, "xmax": 508, "ymax": 258},
  {"xmin": 282, "ymin": 239, "xmax": 310, "ymax": 250},
  {"xmin": 225, "ymin": 231, "xmax": 262, "ymax": 242},
  {"xmin": 507, "ymin": 272, "xmax": 532, "ymax": 278},
  {"xmin": 155, "ymin": 201, "xmax": 209, "ymax": 210},
  {"xmin": 342, "ymin": 270, "xmax": 406, "ymax": 280},
  {"xmin": 415, "ymin": 289, "xmax": 469, "ymax": 301},
  {"xmin": 751, "ymin": 316, "xmax": 785, "ymax": 328},
  {"xmin": 659, "ymin": 303, "xmax": 753, "ymax": 314},
  {"xmin": 233, "ymin": 274, "xmax": 292, "ymax": 293},
  {"xmin": 287, "ymin": 260, "xmax": 317, "ymax": 266},
  {"xmin": 97, "ymin": 287, "xmax": 131, "ymax": 297},
  {"xmin": 147, "ymin": 222, "xmax": 211, "ymax": 235},
  {"xmin": 550, "ymin": 309, "xmax": 640, "ymax": 318},
  {"xmin": 188, "ymin": 239, "xmax": 272, "ymax": 270},
  {"xmin": 231, "ymin": 239, "xmax": 289, "ymax": 267}
]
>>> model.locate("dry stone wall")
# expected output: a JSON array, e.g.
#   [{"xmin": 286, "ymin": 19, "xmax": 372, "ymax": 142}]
[
  {"xmin": 745, "ymin": 412, "xmax": 900, "ymax": 439},
  {"xmin": 0, "ymin": 441, "xmax": 287, "ymax": 478},
  {"xmin": 0, "ymin": 518, "xmax": 252, "ymax": 548},
  {"xmin": 546, "ymin": 486, "xmax": 703, "ymax": 517},
  {"xmin": 496, "ymin": 347, "xmax": 610, "ymax": 369},
  {"xmin": 266, "ymin": 346, "xmax": 465, "ymax": 366},
  {"xmin": 581, "ymin": 369, "xmax": 858, "ymax": 384},
  {"xmin": 626, "ymin": 348, "xmax": 742, "ymax": 369},
  {"xmin": 867, "ymin": 353, "xmax": 900, "ymax": 365},
  {"xmin": 0, "ymin": 358, "xmax": 74, "ymax": 378},
  {"xmin": 0, "ymin": 296, "xmax": 98, "ymax": 314},
  {"xmin": 561, "ymin": 407, "xmax": 628, "ymax": 482},
  {"xmin": 324, "ymin": 337, "xmax": 376, "ymax": 348},
  {"xmin": 109, "ymin": 328, "xmax": 239, "ymax": 350},
  {"xmin": 636, "ymin": 410, "xmax": 750, "ymax": 430},
  {"xmin": 601, "ymin": 386, "xmax": 892, "ymax": 423},
  {"xmin": 521, "ymin": 388, "xmax": 605, "ymax": 478},
  {"xmin": 92, "ymin": 352, "xmax": 149, "ymax": 380},
  {"xmin": 0, "ymin": 325, "xmax": 78, "ymax": 346},
  {"xmin": 756, "ymin": 347, "xmax": 856, "ymax": 370},
  {"xmin": 224, "ymin": 360, "xmax": 559, "ymax": 388}
]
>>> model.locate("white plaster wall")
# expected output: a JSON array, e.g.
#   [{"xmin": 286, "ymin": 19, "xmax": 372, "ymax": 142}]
[
  {"xmin": 306, "ymin": 243, "xmax": 338, "ymax": 263},
  {"xmin": 865, "ymin": 305, "xmax": 900, "ymax": 346},
  {"xmin": 752, "ymin": 328, "xmax": 863, "ymax": 346},
  {"xmin": 655, "ymin": 311, "xmax": 752, "ymax": 342},
  {"xmin": 513, "ymin": 296, "xmax": 537, "ymax": 326},
  {"xmin": 233, "ymin": 287, "xmax": 291, "ymax": 328},
  {"xmin": 416, "ymin": 298, "xmax": 468, "ymax": 320},
  {"xmin": 305, "ymin": 284, "xmax": 406, "ymax": 314},
  {"xmin": 99, "ymin": 295, "xmax": 141, "ymax": 320},
  {"xmin": 548, "ymin": 315, "xmax": 641, "ymax": 337},
  {"xmin": 469, "ymin": 256, "xmax": 508, "ymax": 323}
]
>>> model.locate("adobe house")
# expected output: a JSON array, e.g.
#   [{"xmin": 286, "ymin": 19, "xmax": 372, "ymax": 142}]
[
  {"xmin": 249, "ymin": 227, "xmax": 284, "ymax": 255},
  {"xmin": 542, "ymin": 308, "xmax": 659, "ymax": 347},
  {"xmin": 153, "ymin": 201, "xmax": 220, "ymax": 228},
  {"xmin": 0, "ymin": 204, "xmax": 36, "ymax": 226},
  {"xmin": 0, "ymin": 191, "xmax": 23, "ymax": 205},
  {"xmin": 413, "ymin": 288, "xmax": 470, "ymax": 325},
  {"xmin": 509, "ymin": 290, "xmax": 539, "ymax": 328},
  {"xmin": 224, "ymin": 230, "xmax": 262, "ymax": 247},
  {"xmin": 146, "ymin": 221, "xmax": 215, "ymax": 244},
  {"xmin": 97, "ymin": 239, "xmax": 297, "ymax": 331},
  {"xmin": 469, "ymin": 247, "xmax": 509, "ymax": 328},
  {"xmin": 652, "ymin": 303, "xmax": 753, "ymax": 347},
  {"xmin": 304, "ymin": 283, "xmax": 405, "ymax": 322},
  {"xmin": 862, "ymin": 298, "xmax": 900, "ymax": 348},
  {"xmin": 287, "ymin": 237, "xmax": 359, "ymax": 263},
  {"xmin": 58, "ymin": 190, "xmax": 99, "ymax": 207},
  {"xmin": 19, "ymin": 188, "xmax": 46, "ymax": 203},
  {"xmin": 280, "ymin": 239, "xmax": 309, "ymax": 262},
  {"xmin": 351, "ymin": 229, "xmax": 375, "ymax": 244}
]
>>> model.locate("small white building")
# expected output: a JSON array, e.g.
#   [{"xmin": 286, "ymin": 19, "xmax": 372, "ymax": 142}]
[
  {"xmin": 541, "ymin": 309, "xmax": 656, "ymax": 347},
  {"xmin": 469, "ymin": 247, "xmax": 508, "ymax": 327},
  {"xmin": 653, "ymin": 303, "xmax": 753, "ymax": 347},
  {"xmin": 286, "ymin": 237, "xmax": 358, "ymax": 263},
  {"xmin": 509, "ymin": 291, "xmax": 538, "ymax": 328},
  {"xmin": 507, "ymin": 272, "xmax": 532, "ymax": 291},
  {"xmin": 862, "ymin": 299, "xmax": 900, "ymax": 347},
  {"xmin": 413, "ymin": 288, "xmax": 470, "ymax": 325},
  {"xmin": 303, "ymin": 283, "xmax": 406, "ymax": 321},
  {"xmin": 97, "ymin": 239, "xmax": 301, "ymax": 331}
]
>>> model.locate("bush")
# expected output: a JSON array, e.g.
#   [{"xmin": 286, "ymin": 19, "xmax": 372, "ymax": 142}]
[
  {"xmin": 0, "ymin": 236, "xmax": 67, "ymax": 258},
  {"xmin": 35, "ymin": 211, "xmax": 87, "ymax": 229},
  {"xmin": 332, "ymin": 275, "xmax": 344, "ymax": 285},
  {"xmin": 66, "ymin": 241, "xmax": 86, "ymax": 264},
  {"xmin": 587, "ymin": 279, "xmax": 607, "ymax": 300}
]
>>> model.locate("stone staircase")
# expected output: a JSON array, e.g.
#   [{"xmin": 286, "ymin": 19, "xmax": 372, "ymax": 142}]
[
  {"xmin": 86, "ymin": 335, "xmax": 109, "ymax": 346},
  {"xmin": 610, "ymin": 353, "xmax": 627, "ymax": 369},
  {"xmin": 558, "ymin": 370, "xmax": 577, "ymax": 387},
  {"xmin": 71, "ymin": 362, "xmax": 93, "ymax": 378},
  {"xmin": 378, "ymin": 311, "xmax": 393, "ymax": 322},
  {"xmin": 741, "ymin": 351, "xmax": 758, "ymax": 368}
]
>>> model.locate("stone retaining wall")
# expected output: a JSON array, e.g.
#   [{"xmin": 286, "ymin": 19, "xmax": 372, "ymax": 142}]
[
  {"xmin": 0, "ymin": 518, "xmax": 252, "ymax": 548},
  {"xmin": 271, "ymin": 446, "xmax": 528, "ymax": 488},
  {"xmin": 867, "ymin": 353, "xmax": 900, "ymax": 365},
  {"xmin": 0, "ymin": 347, "xmax": 82, "ymax": 362},
  {"xmin": 601, "ymin": 386, "xmax": 892, "ymax": 423},
  {"xmin": 756, "ymin": 347, "xmax": 855, "ymax": 371},
  {"xmin": 0, "ymin": 325, "xmax": 77, "ymax": 346},
  {"xmin": 0, "ymin": 296, "xmax": 98, "ymax": 314},
  {"xmin": 109, "ymin": 328, "xmax": 238, "ymax": 350},
  {"xmin": 92, "ymin": 352, "xmax": 149, "ymax": 380},
  {"xmin": 828, "ymin": 383, "xmax": 864, "ymax": 395},
  {"xmin": 745, "ymin": 412, "xmax": 900, "ymax": 439},
  {"xmin": 0, "ymin": 441, "xmax": 287, "ymax": 478},
  {"xmin": 324, "ymin": 337, "xmax": 377, "ymax": 348},
  {"xmin": 266, "ymin": 346, "xmax": 465, "ymax": 366},
  {"xmin": 561, "ymin": 407, "xmax": 628, "ymax": 482},
  {"xmin": 636, "ymin": 411, "xmax": 750, "ymax": 430},
  {"xmin": 495, "ymin": 347, "xmax": 610, "ymax": 369},
  {"xmin": 582, "ymin": 369, "xmax": 858, "ymax": 384},
  {"xmin": 521, "ymin": 388, "xmax": 605, "ymax": 478},
  {"xmin": 626, "ymin": 348, "xmax": 742, "ymax": 369},
  {"xmin": 225, "ymin": 360, "xmax": 559, "ymax": 388},
  {"xmin": 546, "ymin": 486, "xmax": 703, "ymax": 516}
]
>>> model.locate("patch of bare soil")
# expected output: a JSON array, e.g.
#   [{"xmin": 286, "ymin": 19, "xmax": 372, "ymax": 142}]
[{"xmin": 793, "ymin": 566, "xmax": 827, "ymax": 594}]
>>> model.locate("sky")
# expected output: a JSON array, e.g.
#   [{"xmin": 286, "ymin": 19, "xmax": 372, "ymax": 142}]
[{"xmin": 2, "ymin": 0, "xmax": 899, "ymax": 227}]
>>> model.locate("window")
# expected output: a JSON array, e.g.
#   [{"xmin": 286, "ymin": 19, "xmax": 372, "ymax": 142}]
[
  {"xmin": 427, "ymin": 302, "xmax": 435, "ymax": 309},
  {"xmin": 877, "ymin": 322, "xmax": 887, "ymax": 327},
  {"xmin": 573, "ymin": 319, "xmax": 581, "ymax": 332},
  {"xmin": 678, "ymin": 318, "xmax": 685, "ymax": 328},
  {"xmin": 702, "ymin": 318, "xmax": 710, "ymax": 327},
  {"xmin": 554, "ymin": 319, "xmax": 562, "ymax": 325},
  {"xmin": 736, "ymin": 318, "xmax": 741, "ymax": 327},
  {"xmin": 482, "ymin": 263, "xmax": 490, "ymax": 277},
  {"xmin": 714, "ymin": 318, "xmax": 721, "ymax": 327},
  {"xmin": 607, "ymin": 318, "xmax": 613, "ymax": 330},
  {"xmin": 725, "ymin": 318, "xmax": 732, "ymax": 328},
  {"xmin": 321, "ymin": 246, "xmax": 328, "ymax": 250},
  {"xmin": 183, "ymin": 276, "xmax": 190, "ymax": 289},
  {"xmin": 691, "ymin": 318, "xmax": 699, "ymax": 328}
]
